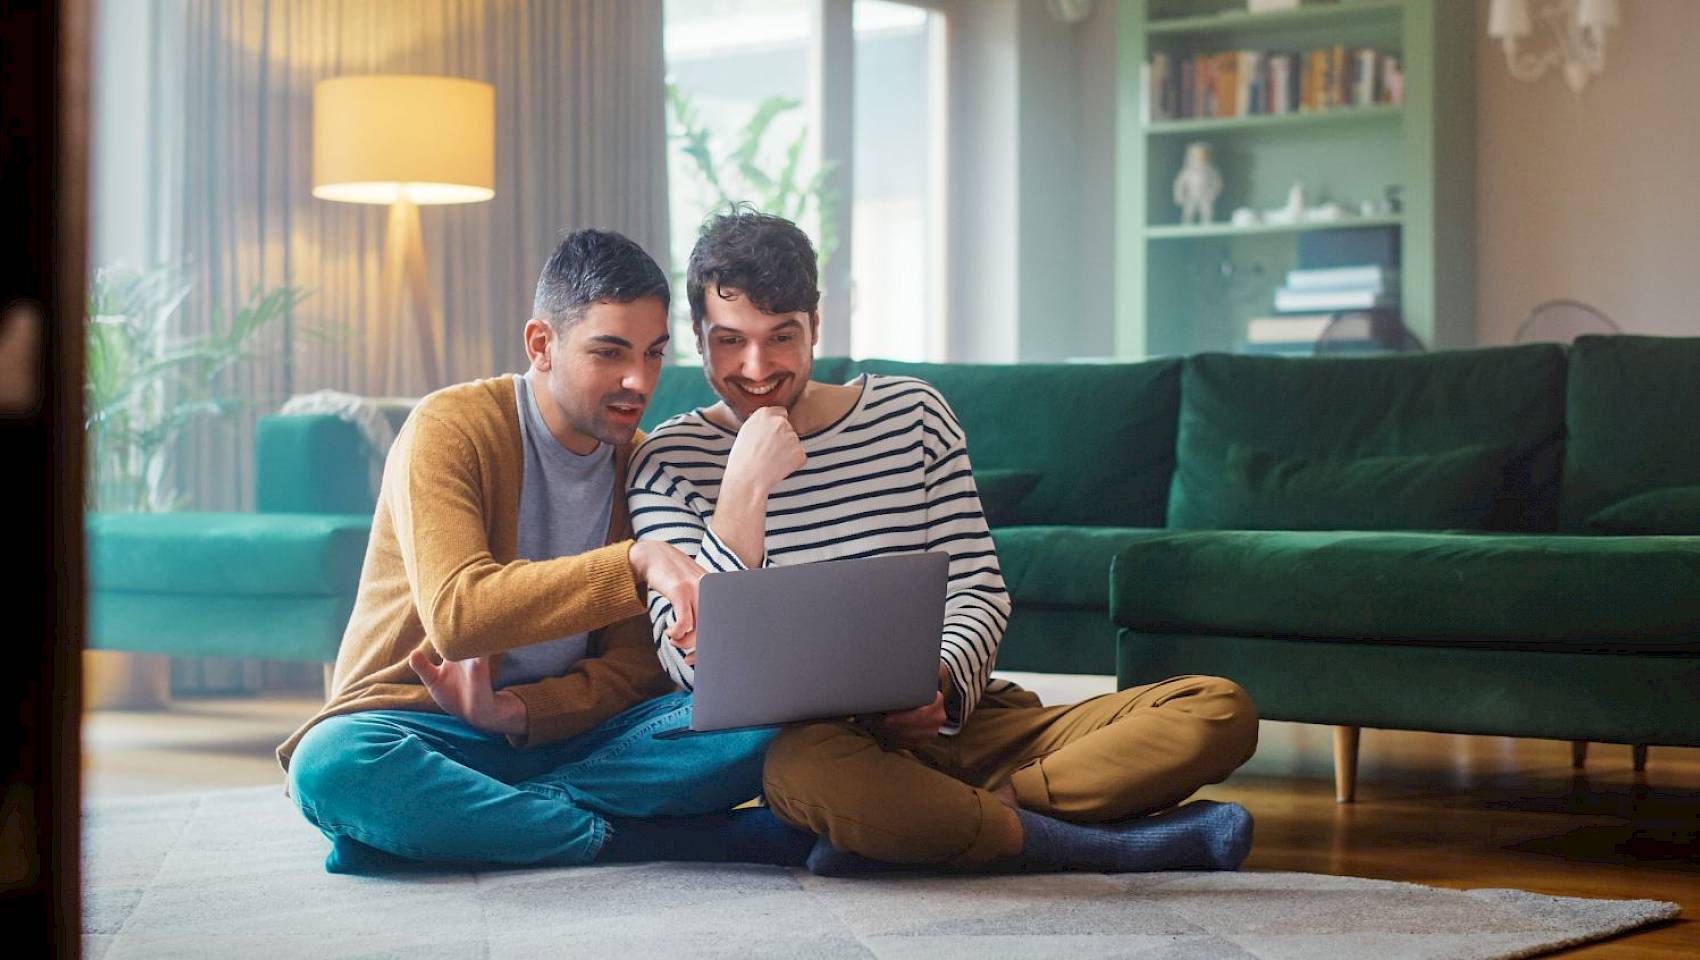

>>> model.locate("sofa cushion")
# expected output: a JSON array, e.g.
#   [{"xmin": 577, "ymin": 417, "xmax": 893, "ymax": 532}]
[
  {"xmin": 1173, "ymin": 442, "xmax": 1508, "ymax": 531},
  {"xmin": 1000, "ymin": 606, "xmax": 1117, "ymax": 675},
  {"xmin": 852, "ymin": 358, "xmax": 1183, "ymax": 527},
  {"xmin": 1110, "ymin": 530, "xmax": 1700, "ymax": 648},
  {"xmin": 992, "ymin": 525, "xmax": 1174, "ymax": 610},
  {"xmin": 1169, "ymin": 346, "xmax": 1568, "ymax": 532},
  {"xmin": 256, "ymin": 415, "xmax": 377, "ymax": 514},
  {"xmin": 1561, "ymin": 334, "xmax": 1700, "ymax": 530},
  {"xmin": 1586, "ymin": 485, "xmax": 1700, "ymax": 536},
  {"xmin": 975, "ymin": 470, "xmax": 1040, "ymax": 527},
  {"xmin": 88, "ymin": 512, "xmax": 372, "ymax": 596}
]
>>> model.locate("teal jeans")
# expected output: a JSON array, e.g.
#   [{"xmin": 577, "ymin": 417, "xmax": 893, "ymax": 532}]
[{"xmin": 287, "ymin": 691, "xmax": 774, "ymax": 872}]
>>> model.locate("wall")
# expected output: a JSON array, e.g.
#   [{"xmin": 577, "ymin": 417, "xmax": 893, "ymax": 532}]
[
  {"xmin": 943, "ymin": 1, "xmax": 1021, "ymax": 362},
  {"xmin": 1475, "ymin": 0, "xmax": 1700, "ymax": 342},
  {"xmin": 1015, "ymin": 0, "xmax": 1120, "ymax": 361},
  {"xmin": 942, "ymin": 0, "xmax": 1119, "ymax": 362},
  {"xmin": 1074, "ymin": 0, "xmax": 1120, "ymax": 358}
]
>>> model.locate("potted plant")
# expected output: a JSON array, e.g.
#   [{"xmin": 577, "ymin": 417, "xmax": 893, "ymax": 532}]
[{"xmin": 83, "ymin": 264, "xmax": 309, "ymax": 707}]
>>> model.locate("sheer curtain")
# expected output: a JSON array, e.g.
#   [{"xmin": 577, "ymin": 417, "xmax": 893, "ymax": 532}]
[
  {"xmin": 168, "ymin": 0, "xmax": 670, "ymax": 512},
  {"xmin": 92, "ymin": 0, "xmax": 669, "ymax": 692}
]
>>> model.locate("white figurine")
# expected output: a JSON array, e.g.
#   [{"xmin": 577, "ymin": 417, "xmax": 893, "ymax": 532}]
[
  {"xmin": 1231, "ymin": 206, "xmax": 1261, "ymax": 227},
  {"xmin": 1173, "ymin": 142, "xmax": 1223, "ymax": 226},
  {"xmin": 1265, "ymin": 181, "xmax": 1306, "ymax": 224},
  {"xmin": 1305, "ymin": 202, "xmax": 1349, "ymax": 223}
]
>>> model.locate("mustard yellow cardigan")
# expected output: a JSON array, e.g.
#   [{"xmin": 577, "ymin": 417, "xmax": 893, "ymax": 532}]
[{"xmin": 277, "ymin": 374, "xmax": 673, "ymax": 768}]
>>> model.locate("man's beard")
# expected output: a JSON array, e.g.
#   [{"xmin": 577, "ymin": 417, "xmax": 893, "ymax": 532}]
[
  {"xmin": 709, "ymin": 366, "xmax": 811, "ymax": 424},
  {"xmin": 565, "ymin": 390, "xmax": 645, "ymax": 446}
]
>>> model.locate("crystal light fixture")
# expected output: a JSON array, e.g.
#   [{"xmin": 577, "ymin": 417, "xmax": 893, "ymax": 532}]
[{"xmin": 1487, "ymin": 0, "xmax": 1622, "ymax": 94}]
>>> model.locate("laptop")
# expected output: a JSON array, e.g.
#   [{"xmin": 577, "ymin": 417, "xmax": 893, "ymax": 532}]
[{"xmin": 655, "ymin": 551, "xmax": 949, "ymax": 738}]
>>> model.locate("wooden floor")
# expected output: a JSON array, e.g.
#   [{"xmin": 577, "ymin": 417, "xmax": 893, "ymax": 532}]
[{"xmin": 83, "ymin": 689, "xmax": 1697, "ymax": 959}]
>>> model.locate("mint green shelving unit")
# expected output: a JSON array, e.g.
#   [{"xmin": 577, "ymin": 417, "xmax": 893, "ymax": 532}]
[{"xmin": 1114, "ymin": 0, "xmax": 1477, "ymax": 357}]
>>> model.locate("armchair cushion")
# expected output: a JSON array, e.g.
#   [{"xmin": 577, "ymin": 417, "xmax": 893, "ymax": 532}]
[{"xmin": 88, "ymin": 512, "xmax": 372, "ymax": 596}]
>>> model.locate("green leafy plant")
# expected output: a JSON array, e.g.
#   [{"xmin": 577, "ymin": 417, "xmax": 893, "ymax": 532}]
[
  {"xmin": 666, "ymin": 82, "xmax": 839, "ymax": 267},
  {"xmin": 85, "ymin": 264, "xmax": 311, "ymax": 513}
]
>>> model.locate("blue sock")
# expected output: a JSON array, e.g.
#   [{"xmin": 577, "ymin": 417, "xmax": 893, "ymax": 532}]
[
  {"xmin": 1011, "ymin": 800, "xmax": 1253, "ymax": 873},
  {"xmin": 807, "ymin": 801, "xmax": 1253, "ymax": 876},
  {"xmin": 804, "ymin": 836, "xmax": 921, "ymax": 877},
  {"xmin": 597, "ymin": 806, "xmax": 816, "ymax": 866}
]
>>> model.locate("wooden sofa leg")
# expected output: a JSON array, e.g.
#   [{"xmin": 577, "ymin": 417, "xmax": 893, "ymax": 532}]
[
  {"xmin": 1333, "ymin": 726, "xmax": 1360, "ymax": 804},
  {"xmin": 1632, "ymin": 744, "xmax": 1648, "ymax": 772},
  {"xmin": 1571, "ymin": 740, "xmax": 1588, "ymax": 768}
]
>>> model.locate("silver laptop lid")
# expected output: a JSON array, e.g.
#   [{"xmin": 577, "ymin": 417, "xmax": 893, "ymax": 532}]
[{"xmin": 690, "ymin": 551, "xmax": 950, "ymax": 732}]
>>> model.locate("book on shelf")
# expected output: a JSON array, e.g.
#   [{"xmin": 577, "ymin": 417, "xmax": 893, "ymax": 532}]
[
  {"xmin": 1212, "ymin": 51, "xmax": 1238, "ymax": 117},
  {"xmin": 1243, "ymin": 309, "xmax": 1408, "ymax": 356},
  {"xmin": 1274, "ymin": 286, "xmax": 1396, "ymax": 313},
  {"xmin": 1146, "ymin": 44, "xmax": 1403, "ymax": 122},
  {"xmin": 1242, "ymin": 341, "xmax": 1316, "ymax": 357},
  {"xmin": 1140, "ymin": 61, "xmax": 1151, "ymax": 124},
  {"xmin": 1383, "ymin": 54, "xmax": 1405, "ymax": 106},
  {"xmin": 1248, "ymin": 314, "xmax": 1335, "ymax": 344},
  {"xmin": 1268, "ymin": 54, "xmax": 1295, "ymax": 115},
  {"xmin": 1286, "ymin": 264, "xmax": 1399, "ymax": 292}
]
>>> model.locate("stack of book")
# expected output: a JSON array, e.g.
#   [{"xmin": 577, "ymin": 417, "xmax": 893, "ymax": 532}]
[
  {"xmin": 1245, "ymin": 264, "xmax": 1400, "ymax": 355},
  {"xmin": 1142, "ymin": 46, "xmax": 1404, "ymax": 123}
]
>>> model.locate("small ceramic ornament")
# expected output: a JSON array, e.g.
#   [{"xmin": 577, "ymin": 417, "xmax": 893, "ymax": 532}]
[{"xmin": 1173, "ymin": 142, "xmax": 1224, "ymax": 225}]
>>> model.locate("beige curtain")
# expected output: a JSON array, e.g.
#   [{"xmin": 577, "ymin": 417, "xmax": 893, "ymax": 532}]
[
  {"xmin": 130, "ymin": 0, "xmax": 668, "ymax": 692},
  {"xmin": 168, "ymin": 0, "xmax": 670, "ymax": 514}
]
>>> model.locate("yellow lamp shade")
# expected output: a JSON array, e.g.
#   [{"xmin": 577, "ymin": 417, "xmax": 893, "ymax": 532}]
[{"xmin": 313, "ymin": 75, "xmax": 495, "ymax": 205}]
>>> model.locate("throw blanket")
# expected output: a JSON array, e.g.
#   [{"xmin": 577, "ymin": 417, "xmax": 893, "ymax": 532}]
[{"xmin": 280, "ymin": 389, "xmax": 418, "ymax": 458}]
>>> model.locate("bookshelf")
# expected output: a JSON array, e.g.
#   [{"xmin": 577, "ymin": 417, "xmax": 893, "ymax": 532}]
[
  {"xmin": 1145, "ymin": 102, "xmax": 1401, "ymax": 136},
  {"xmin": 1145, "ymin": 0, "xmax": 1405, "ymax": 36},
  {"xmin": 1146, "ymin": 214, "xmax": 1404, "ymax": 240},
  {"xmin": 1115, "ymin": 0, "xmax": 1477, "ymax": 357}
]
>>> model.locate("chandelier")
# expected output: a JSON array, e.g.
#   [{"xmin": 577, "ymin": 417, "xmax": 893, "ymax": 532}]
[{"xmin": 1487, "ymin": 0, "xmax": 1622, "ymax": 94}]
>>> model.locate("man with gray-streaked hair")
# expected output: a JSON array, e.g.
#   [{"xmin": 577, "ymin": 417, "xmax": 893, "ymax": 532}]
[{"xmin": 279, "ymin": 229, "xmax": 812, "ymax": 874}]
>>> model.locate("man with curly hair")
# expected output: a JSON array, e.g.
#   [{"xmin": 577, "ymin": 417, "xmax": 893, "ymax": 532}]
[{"xmin": 628, "ymin": 208, "xmax": 1260, "ymax": 875}]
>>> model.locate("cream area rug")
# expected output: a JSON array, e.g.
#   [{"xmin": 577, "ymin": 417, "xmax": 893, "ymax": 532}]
[{"xmin": 83, "ymin": 787, "xmax": 1678, "ymax": 959}]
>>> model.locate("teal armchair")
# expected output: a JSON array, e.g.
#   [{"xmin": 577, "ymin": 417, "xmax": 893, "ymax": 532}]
[{"xmin": 86, "ymin": 415, "xmax": 376, "ymax": 666}]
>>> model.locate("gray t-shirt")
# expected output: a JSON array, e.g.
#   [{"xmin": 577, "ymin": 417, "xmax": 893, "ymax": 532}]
[{"xmin": 495, "ymin": 375, "xmax": 616, "ymax": 688}]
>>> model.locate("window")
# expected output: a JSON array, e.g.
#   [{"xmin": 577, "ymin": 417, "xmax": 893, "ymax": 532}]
[
  {"xmin": 851, "ymin": 1, "xmax": 944, "ymax": 361},
  {"xmin": 663, "ymin": 0, "xmax": 947, "ymax": 363}
]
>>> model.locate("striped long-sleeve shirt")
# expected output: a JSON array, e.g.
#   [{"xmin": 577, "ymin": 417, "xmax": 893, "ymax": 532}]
[{"xmin": 625, "ymin": 374, "xmax": 1015, "ymax": 733}]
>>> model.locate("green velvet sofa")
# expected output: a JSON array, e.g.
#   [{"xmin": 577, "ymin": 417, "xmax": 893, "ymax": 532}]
[
  {"xmin": 1109, "ymin": 336, "xmax": 1700, "ymax": 799},
  {"xmin": 85, "ymin": 415, "xmax": 376, "ymax": 669},
  {"xmin": 89, "ymin": 337, "xmax": 1698, "ymax": 790},
  {"xmin": 644, "ymin": 338, "xmax": 1700, "ymax": 801}
]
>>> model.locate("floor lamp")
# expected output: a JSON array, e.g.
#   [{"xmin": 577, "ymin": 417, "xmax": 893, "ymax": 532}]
[{"xmin": 312, "ymin": 75, "xmax": 495, "ymax": 389}]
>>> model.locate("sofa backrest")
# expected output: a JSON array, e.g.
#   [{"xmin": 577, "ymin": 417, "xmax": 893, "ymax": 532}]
[
  {"xmin": 1167, "ymin": 345, "xmax": 1568, "ymax": 532},
  {"xmin": 256, "ymin": 415, "xmax": 377, "ymax": 514},
  {"xmin": 640, "ymin": 356, "xmax": 1182, "ymax": 528},
  {"xmin": 848, "ymin": 359, "xmax": 1181, "ymax": 527},
  {"xmin": 1560, "ymin": 334, "xmax": 1700, "ymax": 531}
]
